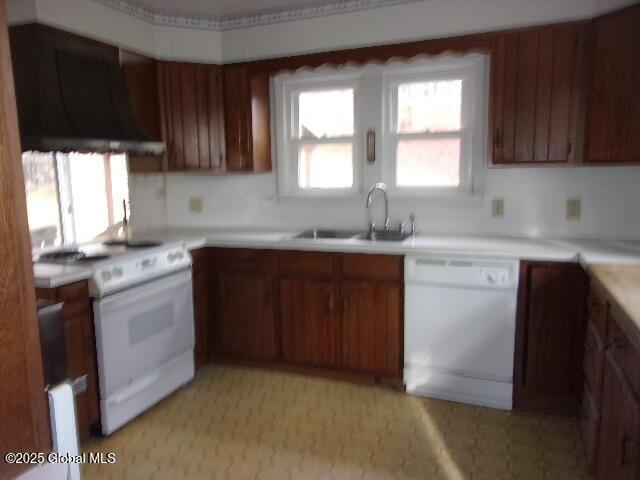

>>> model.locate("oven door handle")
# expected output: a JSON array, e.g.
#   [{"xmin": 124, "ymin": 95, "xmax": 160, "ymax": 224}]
[{"xmin": 96, "ymin": 270, "xmax": 192, "ymax": 313}]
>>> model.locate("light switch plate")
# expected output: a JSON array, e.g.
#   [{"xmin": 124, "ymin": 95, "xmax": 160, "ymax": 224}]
[
  {"xmin": 189, "ymin": 196, "xmax": 203, "ymax": 213},
  {"xmin": 566, "ymin": 198, "xmax": 581, "ymax": 220},
  {"xmin": 492, "ymin": 198, "xmax": 505, "ymax": 218}
]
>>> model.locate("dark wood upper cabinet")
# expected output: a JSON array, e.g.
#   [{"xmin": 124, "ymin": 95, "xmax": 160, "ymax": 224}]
[
  {"xmin": 222, "ymin": 64, "xmax": 272, "ymax": 172},
  {"xmin": 491, "ymin": 23, "xmax": 587, "ymax": 165},
  {"xmin": 158, "ymin": 62, "xmax": 226, "ymax": 172},
  {"xmin": 584, "ymin": 3, "xmax": 640, "ymax": 164},
  {"xmin": 513, "ymin": 261, "xmax": 587, "ymax": 414}
]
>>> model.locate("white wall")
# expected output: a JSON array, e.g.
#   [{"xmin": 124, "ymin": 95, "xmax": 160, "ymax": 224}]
[
  {"xmin": 129, "ymin": 165, "xmax": 640, "ymax": 240},
  {"xmin": 6, "ymin": 0, "xmax": 630, "ymax": 63},
  {"xmin": 5, "ymin": 0, "xmax": 223, "ymax": 62},
  {"xmin": 221, "ymin": 0, "xmax": 599, "ymax": 62}
]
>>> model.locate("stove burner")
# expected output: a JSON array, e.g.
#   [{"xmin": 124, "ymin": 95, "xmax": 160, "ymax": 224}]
[
  {"xmin": 76, "ymin": 254, "xmax": 111, "ymax": 262},
  {"xmin": 39, "ymin": 250, "xmax": 86, "ymax": 262},
  {"xmin": 102, "ymin": 240, "xmax": 162, "ymax": 249}
]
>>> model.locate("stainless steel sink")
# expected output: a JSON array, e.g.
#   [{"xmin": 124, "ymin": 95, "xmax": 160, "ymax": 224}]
[
  {"xmin": 293, "ymin": 228, "xmax": 411, "ymax": 241},
  {"xmin": 293, "ymin": 229, "xmax": 362, "ymax": 240},
  {"xmin": 355, "ymin": 231, "xmax": 411, "ymax": 241}
]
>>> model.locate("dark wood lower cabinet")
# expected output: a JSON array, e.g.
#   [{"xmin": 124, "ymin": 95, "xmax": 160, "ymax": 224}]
[
  {"xmin": 341, "ymin": 281, "xmax": 401, "ymax": 376},
  {"xmin": 597, "ymin": 353, "xmax": 640, "ymax": 480},
  {"xmin": 209, "ymin": 249, "xmax": 403, "ymax": 381},
  {"xmin": 280, "ymin": 277, "xmax": 341, "ymax": 369},
  {"xmin": 582, "ymin": 278, "xmax": 640, "ymax": 480},
  {"xmin": 36, "ymin": 280, "xmax": 100, "ymax": 443},
  {"xmin": 213, "ymin": 271, "xmax": 278, "ymax": 361},
  {"xmin": 514, "ymin": 261, "xmax": 587, "ymax": 413}
]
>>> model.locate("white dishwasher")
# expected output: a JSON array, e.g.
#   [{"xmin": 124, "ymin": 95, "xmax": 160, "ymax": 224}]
[{"xmin": 404, "ymin": 256, "xmax": 519, "ymax": 410}]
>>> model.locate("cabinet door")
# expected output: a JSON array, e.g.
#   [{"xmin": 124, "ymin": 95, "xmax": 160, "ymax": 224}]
[
  {"xmin": 223, "ymin": 64, "xmax": 251, "ymax": 171},
  {"xmin": 597, "ymin": 353, "xmax": 640, "ymax": 480},
  {"xmin": 63, "ymin": 314, "xmax": 97, "ymax": 443},
  {"xmin": 213, "ymin": 272, "xmax": 277, "ymax": 360},
  {"xmin": 585, "ymin": 4, "xmax": 640, "ymax": 164},
  {"xmin": 159, "ymin": 62, "xmax": 225, "ymax": 171},
  {"xmin": 491, "ymin": 23, "xmax": 585, "ymax": 164},
  {"xmin": 341, "ymin": 281, "xmax": 401, "ymax": 377},
  {"xmin": 514, "ymin": 262, "xmax": 587, "ymax": 413},
  {"xmin": 223, "ymin": 64, "xmax": 272, "ymax": 172},
  {"xmin": 280, "ymin": 277, "xmax": 341, "ymax": 368}
]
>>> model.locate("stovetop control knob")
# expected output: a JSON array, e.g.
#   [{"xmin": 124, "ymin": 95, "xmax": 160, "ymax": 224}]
[
  {"xmin": 101, "ymin": 270, "xmax": 112, "ymax": 282},
  {"xmin": 112, "ymin": 267, "xmax": 123, "ymax": 278},
  {"xmin": 175, "ymin": 251, "xmax": 184, "ymax": 260},
  {"xmin": 167, "ymin": 252, "xmax": 177, "ymax": 262}
]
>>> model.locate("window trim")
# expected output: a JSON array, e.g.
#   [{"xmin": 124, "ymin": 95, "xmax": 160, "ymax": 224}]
[
  {"xmin": 382, "ymin": 56, "xmax": 486, "ymax": 196},
  {"xmin": 275, "ymin": 72, "xmax": 363, "ymax": 197}
]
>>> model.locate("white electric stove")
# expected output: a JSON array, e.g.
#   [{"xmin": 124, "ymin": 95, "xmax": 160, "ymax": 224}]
[{"xmin": 37, "ymin": 239, "xmax": 195, "ymax": 434}]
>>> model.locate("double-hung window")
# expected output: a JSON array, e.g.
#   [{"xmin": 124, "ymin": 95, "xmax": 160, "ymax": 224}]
[
  {"xmin": 275, "ymin": 55, "xmax": 486, "ymax": 198},
  {"xmin": 276, "ymin": 75, "xmax": 360, "ymax": 196}
]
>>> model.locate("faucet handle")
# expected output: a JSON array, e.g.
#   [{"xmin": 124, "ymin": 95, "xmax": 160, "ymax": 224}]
[
  {"xmin": 398, "ymin": 221, "xmax": 405, "ymax": 234},
  {"xmin": 368, "ymin": 220, "xmax": 376, "ymax": 234},
  {"xmin": 410, "ymin": 213, "xmax": 416, "ymax": 236}
]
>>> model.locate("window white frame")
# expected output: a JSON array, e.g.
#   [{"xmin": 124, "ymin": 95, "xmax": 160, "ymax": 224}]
[
  {"xmin": 383, "ymin": 55, "xmax": 486, "ymax": 196},
  {"xmin": 275, "ymin": 72, "xmax": 363, "ymax": 197},
  {"xmin": 273, "ymin": 55, "xmax": 487, "ymax": 199}
]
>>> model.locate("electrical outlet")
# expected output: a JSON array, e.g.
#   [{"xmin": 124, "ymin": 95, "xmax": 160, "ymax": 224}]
[
  {"xmin": 189, "ymin": 196, "xmax": 203, "ymax": 213},
  {"xmin": 566, "ymin": 198, "xmax": 581, "ymax": 220},
  {"xmin": 492, "ymin": 198, "xmax": 505, "ymax": 218}
]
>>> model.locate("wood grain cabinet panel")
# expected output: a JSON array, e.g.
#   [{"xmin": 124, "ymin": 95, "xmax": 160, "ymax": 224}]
[
  {"xmin": 597, "ymin": 353, "xmax": 640, "ymax": 480},
  {"xmin": 581, "ymin": 383, "xmax": 601, "ymax": 473},
  {"xmin": 213, "ymin": 272, "xmax": 277, "ymax": 361},
  {"xmin": 280, "ymin": 277, "xmax": 342, "ymax": 369},
  {"xmin": 514, "ymin": 262, "xmax": 587, "ymax": 413},
  {"xmin": 491, "ymin": 23, "xmax": 586, "ymax": 164},
  {"xmin": 158, "ymin": 62, "xmax": 225, "ymax": 172},
  {"xmin": 585, "ymin": 4, "xmax": 640, "ymax": 164},
  {"xmin": 37, "ymin": 280, "xmax": 99, "ymax": 443},
  {"xmin": 341, "ymin": 282, "xmax": 401, "ymax": 377},
  {"xmin": 222, "ymin": 64, "xmax": 272, "ymax": 172}
]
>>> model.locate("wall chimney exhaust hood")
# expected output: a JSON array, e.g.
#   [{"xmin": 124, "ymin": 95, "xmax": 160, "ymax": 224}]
[{"xmin": 9, "ymin": 24, "xmax": 165, "ymax": 156}]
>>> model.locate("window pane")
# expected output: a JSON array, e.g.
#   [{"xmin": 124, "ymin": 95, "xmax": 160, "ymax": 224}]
[
  {"xmin": 397, "ymin": 79, "xmax": 462, "ymax": 133},
  {"xmin": 298, "ymin": 89, "xmax": 354, "ymax": 139},
  {"xmin": 298, "ymin": 143, "xmax": 353, "ymax": 189},
  {"xmin": 396, "ymin": 138, "xmax": 461, "ymax": 187},
  {"xmin": 22, "ymin": 152, "xmax": 62, "ymax": 249}
]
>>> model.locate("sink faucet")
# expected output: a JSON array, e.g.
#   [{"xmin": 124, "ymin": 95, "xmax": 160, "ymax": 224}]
[{"xmin": 366, "ymin": 182, "xmax": 390, "ymax": 232}]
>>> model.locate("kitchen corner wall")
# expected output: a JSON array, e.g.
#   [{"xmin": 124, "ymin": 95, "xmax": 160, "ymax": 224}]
[{"xmin": 129, "ymin": 166, "xmax": 640, "ymax": 241}]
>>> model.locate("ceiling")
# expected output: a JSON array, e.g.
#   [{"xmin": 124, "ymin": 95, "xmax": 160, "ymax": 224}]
[{"xmin": 123, "ymin": 0, "xmax": 365, "ymax": 20}]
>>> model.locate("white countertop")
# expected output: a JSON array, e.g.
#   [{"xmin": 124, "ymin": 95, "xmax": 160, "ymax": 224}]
[{"xmin": 33, "ymin": 227, "xmax": 640, "ymax": 289}]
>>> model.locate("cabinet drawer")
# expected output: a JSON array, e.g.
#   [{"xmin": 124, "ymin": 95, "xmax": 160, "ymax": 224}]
[
  {"xmin": 210, "ymin": 248, "xmax": 276, "ymax": 273},
  {"xmin": 581, "ymin": 383, "xmax": 600, "ymax": 473},
  {"xmin": 607, "ymin": 311, "xmax": 640, "ymax": 398},
  {"xmin": 587, "ymin": 286, "xmax": 608, "ymax": 337},
  {"xmin": 583, "ymin": 320, "xmax": 606, "ymax": 408},
  {"xmin": 278, "ymin": 251, "xmax": 337, "ymax": 278},
  {"xmin": 341, "ymin": 254, "xmax": 402, "ymax": 282}
]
